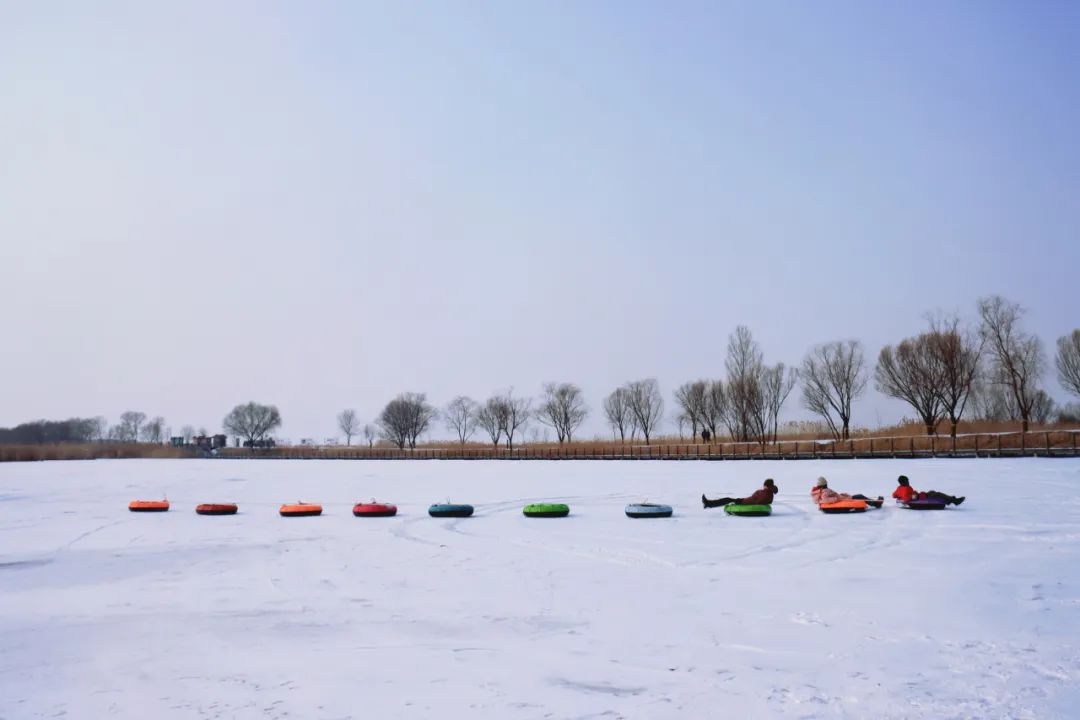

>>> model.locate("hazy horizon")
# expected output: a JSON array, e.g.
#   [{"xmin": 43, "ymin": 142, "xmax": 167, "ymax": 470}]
[{"xmin": 2, "ymin": 2, "xmax": 1078, "ymax": 441}]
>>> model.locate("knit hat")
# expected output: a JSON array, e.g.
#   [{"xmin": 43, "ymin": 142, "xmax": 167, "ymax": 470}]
[
  {"xmin": 764, "ymin": 478, "xmax": 778, "ymax": 493},
  {"xmin": 898, "ymin": 475, "xmax": 910, "ymax": 486},
  {"xmin": 816, "ymin": 477, "xmax": 828, "ymax": 488}
]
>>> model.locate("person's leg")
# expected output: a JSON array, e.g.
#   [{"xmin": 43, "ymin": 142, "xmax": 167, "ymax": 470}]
[
  {"xmin": 926, "ymin": 490, "xmax": 964, "ymax": 505},
  {"xmin": 852, "ymin": 493, "xmax": 884, "ymax": 508},
  {"xmin": 702, "ymin": 495, "xmax": 737, "ymax": 509}
]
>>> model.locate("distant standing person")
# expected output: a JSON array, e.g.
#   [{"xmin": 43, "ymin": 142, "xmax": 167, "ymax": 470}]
[
  {"xmin": 701, "ymin": 429, "xmax": 712, "ymax": 443},
  {"xmin": 893, "ymin": 475, "xmax": 965, "ymax": 506},
  {"xmin": 703, "ymin": 479, "xmax": 778, "ymax": 509}
]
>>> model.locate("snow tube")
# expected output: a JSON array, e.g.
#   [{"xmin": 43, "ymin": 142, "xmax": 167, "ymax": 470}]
[
  {"xmin": 724, "ymin": 504, "xmax": 772, "ymax": 517},
  {"xmin": 819, "ymin": 500, "xmax": 868, "ymax": 514},
  {"xmin": 196, "ymin": 503, "xmax": 237, "ymax": 516},
  {"xmin": 625, "ymin": 503, "xmax": 673, "ymax": 518},
  {"xmin": 523, "ymin": 503, "xmax": 570, "ymax": 518},
  {"xmin": 128, "ymin": 500, "xmax": 169, "ymax": 512},
  {"xmin": 353, "ymin": 502, "xmax": 397, "ymax": 517},
  {"xmin": 429, "ymin": 503, "xmax": 474, "ymax": 518},
  {"xmin": 900, "ymin": 499, "xmax": 947, "ymax": 510},
  {"xmin": 280, "ymin": 503, "xmax": 322, "ymax": 517}
]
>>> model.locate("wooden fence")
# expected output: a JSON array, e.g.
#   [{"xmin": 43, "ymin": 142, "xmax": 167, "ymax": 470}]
[{"xmin": 217, "ymin": 430, "xmax": 1080, "ymax": 461}]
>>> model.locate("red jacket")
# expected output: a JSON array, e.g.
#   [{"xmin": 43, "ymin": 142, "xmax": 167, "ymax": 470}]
[
  {"xmin": 893, "ymin": 485, "xmax": 915, "ymax": 503},
  {"xmin": 741, "ymin": 487, "xmax": 776, "ymax": 505}
]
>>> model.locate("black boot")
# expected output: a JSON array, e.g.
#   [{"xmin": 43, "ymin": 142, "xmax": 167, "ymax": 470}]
[{"xmin": 953, "ymin": 496, "xmax": 965, "ymax": 506}]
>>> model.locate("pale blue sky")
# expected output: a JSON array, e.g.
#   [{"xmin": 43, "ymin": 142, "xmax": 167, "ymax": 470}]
[{"xmin": 2, "ymin": 1, "xmax": 1078, "ymax": 440}]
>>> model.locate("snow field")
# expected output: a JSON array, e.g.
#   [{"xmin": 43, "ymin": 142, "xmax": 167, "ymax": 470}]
[{"xmin": 1, "ymin": 458, "xmax": 1078, "ymax": 719}]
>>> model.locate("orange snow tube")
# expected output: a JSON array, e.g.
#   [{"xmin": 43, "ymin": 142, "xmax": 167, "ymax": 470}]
[
  {"xmin": 819, "ymin": 500, "xmax": 868, "ymax": 514},
  {"xmin": 196, "ymin": 503, "xmax": 238, "ymax": 516},
  {"xmin": 280, "ymin": 503, "xmax": 322, "ymax": 517},
  {"xmin": 129, "ymin": 500, "xmax": 170, "ymax": 512}
]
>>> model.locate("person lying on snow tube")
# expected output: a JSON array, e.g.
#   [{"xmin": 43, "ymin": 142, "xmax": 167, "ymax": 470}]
[
  {"xmin": 811, "ymin": 477, "xmax": 883, "ymax": 508},
  {"xmin": 892, "ymin": 475, "xmax": 964, "ymax": 506},
  {"xmin": 703, "ymin": 478, "xmax": 778, "ymax": 509}
]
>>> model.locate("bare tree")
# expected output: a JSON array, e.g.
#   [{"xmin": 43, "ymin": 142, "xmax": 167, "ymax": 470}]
[
  {"xmin": 337, "ymin": 409, "xmax": 360, "ymax": 445},
  {"xmin": 801, "ymin": 340, "xmax": 867, "ymax": 440},
  {"xmin": 1031, "ymin": 389, "xmax": 1055, "ymax": 425},
  {"xmin": 376, "ymin": 392, "xmax": 435, "ymax": 450},
  {"xmin": 1056, "ymin": 329, "xmax": 1080, "ymax": 398},
  {"xmin": 875, "ymin": 334, "xmax": 944, "ymax": 436},
  {"xmin": 625, "ymin": 379, "xmax": 664, "ymax": 444},
  {"xmin": 759, "ymin": 363, "xmax": 798, "ymax": 443},
  {"xmin": 476, "ymin": 397, "xmax": 504, "ymax": 448},
  {"xmin": 971, "ymin": 379, "xmax": 1013, "ymax": 422},
  {"xmin": 119, "ymin": 411, "xmax": 146, "ymax": 443},
  {"xmin": 929, "ymin": 316, "xmax": 983, "ymax": 437},
  {"xmin": 223, "ymin": 402, "xmax": 282, "ymax": 447},
  {"xmin": 443, "ymin": 396, "xmax": 479, "ymax": 444},
  {"xmin": 602, "ymin": 387, "xmax": 633, "ymax": 442},
  {"xmin": 674, "ymin": 381, "xmax": 708, "ymax": 440},
  {"xmin": 140, "ymin": 416, "xmax": 166, "ymax": 444},
  {"xmin": 497, "ymin": 390, "xmax": 531, "ymax": 451},
  {"xmin": 363, "ymin": 424, "xmax": 375, "ymax": 448},
  {"xmin": 978, "ymin": 295, "xmax": 1046, "ymax": 432},
  {"xmin": 91, "ymin": 416, "xmax": 108, "ymax": 442},
  {"xmin": 702, "ymin": 380, "xmax": 727, "ymax": 440},
  {"xmin": 180, "ymin": 425, "xmax": 195, "ymax": 444},
  {"xmin": 724, "ymin": 326, "xmax": 764, "ymax": 442},
  {"xmin": 537, "ymin": 382, "xmax": 589, "ymax": 443}
]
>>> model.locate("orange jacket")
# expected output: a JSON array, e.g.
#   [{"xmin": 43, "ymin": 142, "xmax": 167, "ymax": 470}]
[{"xmin": 893, "ymin": 485, "xmax": 915, "ymax": 503}]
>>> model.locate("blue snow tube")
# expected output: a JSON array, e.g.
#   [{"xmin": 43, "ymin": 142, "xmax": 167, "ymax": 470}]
[
  {"xmin": 625, "ymin": 503, "xmax": 673, "ymax": 518},
  {"xmin": 429, "ymin": 503, "xmax": 474, "ymax": 518}
]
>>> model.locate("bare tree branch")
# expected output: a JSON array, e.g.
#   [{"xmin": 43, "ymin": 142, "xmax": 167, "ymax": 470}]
[
  {"xmin": 1057, "ymin": 329, "xmax": 1080, "ymax": 398},
  {"xmin": 602, "ymin": 387, "xmax": 632, "ymax": 442},
  {"xmin": 625, "ymin": 379, "xmax": 664, "ymax": 444},
  {"xmin": 337, "ymin": 409, "xmax": 359, "ymax": 445},
  {"xmin": 223, "ymin": 402, "xmax": 282, "ymax": 447},
  {"xmin": 801, "ymin": 340, "xmax": 867, "ymax": 440},
  {"xmin": 978, "ymin": 295, "xmax": 1046, "ymax": 432},
  {"xmin": 536, "ymin": 382, "xmax": 589, "ymax": 443},
  {"xmin": 875, "ymin": 334, "xmax": 944, "ymax": 435},
  {"xmin": 443, "ymin": 396, "xmax": 479, "ymax": 445}
]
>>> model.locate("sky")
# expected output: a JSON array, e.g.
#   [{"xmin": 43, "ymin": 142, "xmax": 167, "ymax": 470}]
[{"xmin": 2, "ymin": 1, "xmax": 1079, "ymax": 441}]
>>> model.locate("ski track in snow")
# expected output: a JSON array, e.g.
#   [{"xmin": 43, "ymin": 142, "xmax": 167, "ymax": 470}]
[{"xmin": 1, "ymin": 458, "xmax": 1079, "ymax": 719}]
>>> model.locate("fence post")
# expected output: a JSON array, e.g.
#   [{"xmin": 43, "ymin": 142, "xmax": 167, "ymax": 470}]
[
  {"xmin": 910, "ymin": 437, "xmax": 914, "ymax": 457},
  {"xmin": 1046, "ymin": 431, "xmax": 1051, "ymax": 456},
  {"xmin": 974, "ymin": 434, "xmax": 979, "ymax": 457},
  {"xmin": 997, "ymin": 434, "xmax": 1002, "ymax": 456},
  {"xmin": 1074, "ymin": 431, "xmax": 1078, "ymax": 457},
  {"xmin": 1022, "ymin": 432, "xmax": 1026, "ymax": 456},
  {"xmin": 931, "ymin": 435, "xmax": 936, "ymax": 457}
]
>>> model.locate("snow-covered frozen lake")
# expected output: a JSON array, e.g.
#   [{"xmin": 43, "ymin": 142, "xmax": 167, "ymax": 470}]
[{"xmin": 1, "ymin": 458, "xmax": 1078, "ymax": 719}]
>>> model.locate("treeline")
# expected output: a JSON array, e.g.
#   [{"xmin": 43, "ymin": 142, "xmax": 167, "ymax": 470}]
[
  {"xmin": 0, "ymin": 411, "xmax": 199, "ymax": 446},
  {"xmin": 344, "ymin": 294, "xmax": 1079, "ymax": 448},
  {"xmin": 5, "ymin": 295, "xmax": 1078, "ymax": 450}
]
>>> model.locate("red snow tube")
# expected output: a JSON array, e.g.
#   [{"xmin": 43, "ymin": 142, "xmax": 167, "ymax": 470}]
[
  {"xmin": 280, "ymin": 503, "xmax": 322, "ymax": 517},
  {"xmin": 352, "ymin": 502, "xmax": 397, "ymax": 517},
  {"xmin": 196, "ymin": 503, "xmax": 238, "ymax": 516},
  {"xmin": 129, "ymin": 500, "xmax": 170, "ymax": 512},
  {"xmin": 819, "ymin": 500, "xmax": 868, "ymax": 514}
]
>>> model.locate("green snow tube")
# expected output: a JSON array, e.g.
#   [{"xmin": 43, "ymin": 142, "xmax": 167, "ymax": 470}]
[
  {"xmin": 523, "ymin": 503, "xmax": 570, "ymax": 518},
  {"xmin": 724, "ymin": 504, "xmax": 772, "ymax": 517}
]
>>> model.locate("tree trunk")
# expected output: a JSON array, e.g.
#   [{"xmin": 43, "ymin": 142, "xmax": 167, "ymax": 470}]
[{"xmin": 950, "ymin": 420, "xmax": 958, "ymax": 438}]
